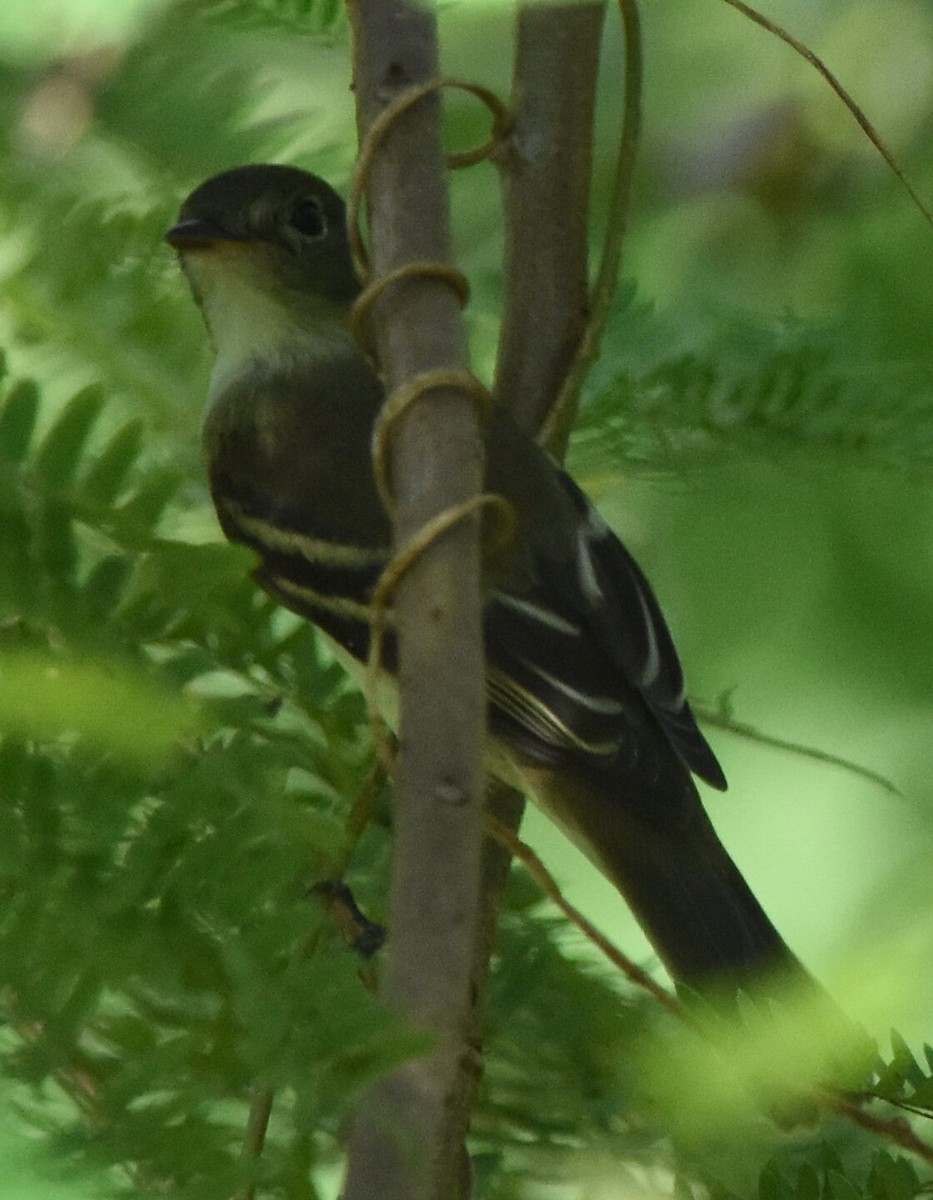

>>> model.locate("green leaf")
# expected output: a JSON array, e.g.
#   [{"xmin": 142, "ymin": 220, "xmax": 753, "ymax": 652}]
[
  {"xmin": 200, "ymin": 0, "xmax": 347, "ymax": 35},
  {"xmin": 795, "ymin": 1164, "xmax": 820, "ymax": 1200},
  {"xmin": 116, "ymin": 469, "xmax": 182, "ymax": 530},
  {"xmin": 0, "ymin": 650, "xmax": 200, "ymax": 761},
  {"xmin": 870, "ymin": 1151, "xmax": 922, "ymax": 1200},
  {"xmin": 81, "ymin": 418, "xmax": 144, "ymax": 503},
  {"xmin": 0, "ymin": 379, "xmax": 39, "ymax": 462},
  {"xmin": 889, "ymin": 1029, "xmax": 925, "ymax": 1086},
  {"xmin": 35, "ymin": 385, "xmax": 105, "ymax": 486},
  {"xmin": 759, "ymin": 1163, "xmax": 794, "ymax": 1200},
  {"xmin": 81, "ymin": 554, "xmax": 133, "ymax": 618},
  {"xmin": 825, "ymin": 1170, "xmax": 863, "ymax": 1200},
  {"xmin": 905, "ymin": 1075, "xmax": 933, "ymax": 1109},
  {"xmin": 37, "ymin": 498, "xmax": 78, "ymax": 582}
]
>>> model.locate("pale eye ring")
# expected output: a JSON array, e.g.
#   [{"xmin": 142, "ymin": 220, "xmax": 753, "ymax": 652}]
[{"xmin": 290, "ymin": 196, "xmax": 327, "ymax": 239}]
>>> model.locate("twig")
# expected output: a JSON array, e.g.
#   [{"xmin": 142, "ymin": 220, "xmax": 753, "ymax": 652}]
[
  {"xmin": 721, "ymin": 0, "xmax": 933, "ymax": 230},
  {"xmin": 819, "ymin": 1089, "xmax": 933, "ymax": 1167},
  {"xmin": 235, "ymin": 1086, "xmax": 274, "ymax": 1200},
  {"xmin": 695, "ymin": 702, "xmax": 901, "ymax": 796},
  {"xmin": 485, "ymin": 813, "xmax": 684, "ymax": 1019},
  {"xmin": 237, "ymin": 763, "xmax": 387, "ymax": 1199}
]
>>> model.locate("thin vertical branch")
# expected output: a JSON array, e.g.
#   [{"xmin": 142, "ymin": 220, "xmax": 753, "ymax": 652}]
[
  {"xmin": 494, "ymin": 2, "xmax": 607, "ymax": 442},
  {"xmin": 342, "ymin": 3, "xmax": 487, "ymax": 1199},
  {"xmin": 543, "ymin": 0, "xmax": 643, "ymax": 457},
  {"xmin": 463, "ymin": 0, "xmax": 609, "ymax": 1142}
]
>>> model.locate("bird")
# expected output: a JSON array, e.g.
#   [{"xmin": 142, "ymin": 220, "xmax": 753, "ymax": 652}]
[{"xmin": 167, "ymin": 162, "xmax": 809, "ymax": 1003}]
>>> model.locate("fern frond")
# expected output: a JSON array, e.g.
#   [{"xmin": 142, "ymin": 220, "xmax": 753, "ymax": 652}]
[{"xmin": 573, "ymin": 317, "xmax": 933, "ymax": 480}]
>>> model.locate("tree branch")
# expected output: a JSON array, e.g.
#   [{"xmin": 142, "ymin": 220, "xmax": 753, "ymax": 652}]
[
  {"xmin": 449, "ymin": 2, "xmax": 609, "ymax": 1160},
  {"xmin": 494, "ymin": 2, "xmax": 606, "ymax": 442},
  {"xmin": 543, "ymin": 0, "xmax": 643, "ymax": 456},
  {"xmin": 342, "ymin": 4, "xmax": 487, "ymax": 1199}
]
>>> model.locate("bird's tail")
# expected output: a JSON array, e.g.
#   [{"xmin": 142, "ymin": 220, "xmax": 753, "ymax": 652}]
[
  {"xmin": 515, "ymin": 760, "xmax": 805, "ymax": 999},
  {"xmin": 513, "ymin": 757, "xmax": 873, "ymax": 1124}
]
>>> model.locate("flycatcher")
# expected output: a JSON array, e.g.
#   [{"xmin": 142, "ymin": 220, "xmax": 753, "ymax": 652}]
[{"xmin": 167, "ymin": 163, "xmax": 806, "ymax": 1000}]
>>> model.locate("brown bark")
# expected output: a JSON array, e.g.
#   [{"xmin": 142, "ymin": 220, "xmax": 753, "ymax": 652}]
[
  {"xmin": 341, "ymin": 1, "xmax": 631, "ymax": 1193},
  {"xmin": 495, "ymin": 2, "xmax": 606, "ymax": 449},
  {"xmin": 342, "ymin": 4, "xmax": 488, "ymax": 1199}
]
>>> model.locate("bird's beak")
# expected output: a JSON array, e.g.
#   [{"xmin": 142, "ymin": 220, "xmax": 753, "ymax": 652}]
[{"xmin": 165, "ymin": 216, "xmax": 245, "ymax": 251}]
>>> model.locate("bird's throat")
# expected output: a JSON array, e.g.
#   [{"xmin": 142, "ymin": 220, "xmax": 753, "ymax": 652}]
[{"xmin": 181, "ymin": 250, "xmax": 357, "ymax": 409}]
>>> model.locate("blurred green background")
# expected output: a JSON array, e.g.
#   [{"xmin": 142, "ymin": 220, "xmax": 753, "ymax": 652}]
[{"xmin": 0, "ymin": 0, "xmax": 932, "ymax": 1192}]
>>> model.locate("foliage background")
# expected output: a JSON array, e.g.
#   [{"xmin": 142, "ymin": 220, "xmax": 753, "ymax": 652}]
[{"xmin": 0, "ymin": 0, "xmax": 931, "ymax": 1196}]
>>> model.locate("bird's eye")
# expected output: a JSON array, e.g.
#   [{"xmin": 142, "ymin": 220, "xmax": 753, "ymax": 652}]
[{"xmin": 290, "ymin": 196, "xmax": 326, "ymax": 239}]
